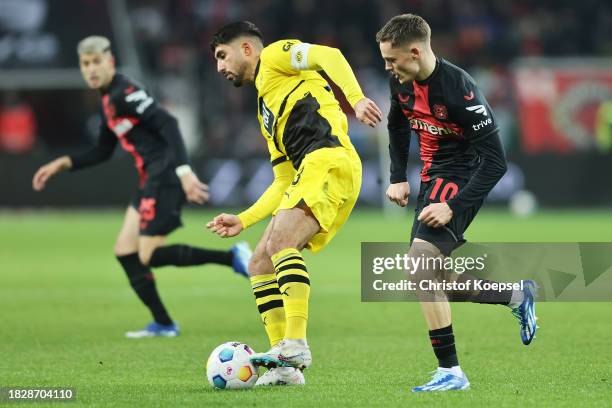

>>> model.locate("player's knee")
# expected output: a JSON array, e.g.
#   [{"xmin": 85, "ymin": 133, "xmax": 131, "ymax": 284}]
[
  {"xmin": 409, "ymin": 240, "xmax": 440, "ymax": 277},
  {"xmin": 265, "ymin": 235, "xmax": 293, "ymax": 258},
  {"xmin": 248, "ymin": 251, "xmax": 272, "ymax": 276},
  {"xmin": 409, "ymin": 240, "xmax": 445, "ymax": 300},
  {"xmin": 138, "ymin": 248, "xmax": 153, "ymax": 266},
  {"xmin": 114, "ymin": 239, "xmax": 136, "ymax": 257},
  {"xmin": 409, "ymin": 239, "xmax": 441, "ymax": 259}
]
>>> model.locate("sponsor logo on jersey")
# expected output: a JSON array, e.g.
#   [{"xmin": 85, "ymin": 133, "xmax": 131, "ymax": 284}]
[
  {"xmin": 410, "ymin": 118, "xmax": 460, "ymax": 136},
  {"xmin": 433, "ymin": 104, "xmax": 448, "ymax": 120},
  {"xmin": 111, "ymin": 118, "xmax": 135, "ymax": 136},
  {"xmin": 282, "ymin": 41, "xmax": 296, "ymax": 51},
  {"xmin": 472, "ymin": 117, "xmax": 493, "ymax": 131},
  {"xmin": 466, "ymin": 104, "xmax": 487, "ymax": 116},
  {"xmin": 259, "ymin": 97, "xmax": 275, "ymax": 136},
  {"xmin": 125, "ymin": 90, "xmax": 154, "ymax": 114}
]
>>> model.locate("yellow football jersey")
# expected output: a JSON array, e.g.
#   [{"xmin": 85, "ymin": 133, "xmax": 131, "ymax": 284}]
[
  {"xmin": 255, "ymin": 39, "xmax": 363, "ymax": 169},
  {"xmin": 237, "ymin": 39, "xmax": 365, "ymax": 230}
]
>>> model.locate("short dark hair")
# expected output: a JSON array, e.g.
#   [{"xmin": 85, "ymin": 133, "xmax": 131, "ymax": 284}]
[
  {"xmin": 210, "ymin": 21, "xmax": 264, "ymax": 52},
  {"xmin": 376, "ymin": 14, "xmax": 430, "ymax": 47}
]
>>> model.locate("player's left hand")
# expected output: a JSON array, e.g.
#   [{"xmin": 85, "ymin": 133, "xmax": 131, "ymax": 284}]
[
  {"xmin": 180, "ymin": 172, "xmax": 209, "ymax": 204},
  {"xmin": 418, "ymin": 202, "xmax": 453, "ymax": 228},
  {"xmin": 354, "ymin": 97, "xmax": 383, "ymax": 128}
]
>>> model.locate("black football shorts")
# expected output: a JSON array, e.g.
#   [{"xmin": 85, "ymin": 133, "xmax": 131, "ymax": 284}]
[
  {"xmin": 131, "ymin": 183, "xmax": 186, "ymax": 236},
  {"xmin": 410, "ymin": 177, "xmax": 483, "ymax": 256}
]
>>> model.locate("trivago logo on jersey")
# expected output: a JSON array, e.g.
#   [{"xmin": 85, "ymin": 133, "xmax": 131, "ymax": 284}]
[
  {"xmin": 466, "ymin": 104, "xmax": 488, "ymax": 116},
  {"xmin": 472, "ymin": 117, "xmax": 493, "ymax": 131},
  {"xmin": 465, "ymin": 104, "xmax": 492, "ymax": 131},
  {"xmin": 410, "ymin": 118, "xmax": 460, "ymax": 137}
]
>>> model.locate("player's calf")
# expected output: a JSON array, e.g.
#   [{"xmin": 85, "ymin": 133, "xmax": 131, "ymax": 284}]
[
  {"xmin": 263, "ymin": 209, "xmax": 318, "ymax": 349},
  {"xmin": 251, "ymin": 273, "xmax": 286, "ymax": 348},
  {"xmin": 116, "ymin": 253, "xmax": 174, "ymax": 329}
]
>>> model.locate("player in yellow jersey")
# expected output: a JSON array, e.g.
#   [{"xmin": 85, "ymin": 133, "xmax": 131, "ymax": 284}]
[{"xmin": 207, "ymin": 21, "xmax": 382, "ymax": 386}]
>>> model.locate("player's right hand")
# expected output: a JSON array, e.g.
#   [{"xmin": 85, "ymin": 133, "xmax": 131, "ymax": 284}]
[
  {"xmin": 386, "ymin": 182, "xmax": 410, "ymax": 207},
  {"xmin": 206, "ymin": 213, "xmax": 243, "ymax": 238},
  {"xmin": 32, "ymin": 157, "xmax": 71, "ymax": 192},
  {"xmin": 354, "ymin": 97, "xmax": 383, "ymax": 128}
]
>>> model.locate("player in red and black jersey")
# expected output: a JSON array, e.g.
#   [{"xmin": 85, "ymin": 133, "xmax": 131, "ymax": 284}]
[
  {"xmin": 377, "ymin": 15, "xmax": 538, "ymax": 391},
  {"xmin": 32, "ymin": 36, "xmax": 252, "ymax": 338},
  {"xmin": 386, "ymin": 47, "xmax": 506, "ymax": 256}
]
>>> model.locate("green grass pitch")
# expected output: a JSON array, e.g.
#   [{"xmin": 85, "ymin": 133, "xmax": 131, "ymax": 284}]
[{"xmin": 1, "ymin": 209, "xmax": 611, "ymax": 407}]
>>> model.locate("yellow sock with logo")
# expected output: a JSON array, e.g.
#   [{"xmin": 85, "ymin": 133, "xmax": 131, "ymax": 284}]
[
  {"xmin": 250, "ymin": 274, "xmax": 286, "ymax": 347},
  {"xmin": 271, "ymin": 248, "xmax": 310, "ymax": 340}
]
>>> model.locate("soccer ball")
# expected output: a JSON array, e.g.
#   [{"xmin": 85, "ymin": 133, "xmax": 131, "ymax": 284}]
[{"xmin": 206, "ymin": 342, "xmax": 258, "ymax": 389}]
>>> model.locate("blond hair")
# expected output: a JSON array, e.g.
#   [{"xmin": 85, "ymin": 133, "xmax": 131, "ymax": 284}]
[{"xmin": 77, "ymin": 36, "xmax": 111, "ymax": 55}]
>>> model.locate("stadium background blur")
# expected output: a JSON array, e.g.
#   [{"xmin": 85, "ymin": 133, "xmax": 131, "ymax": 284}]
[{"xmin": 0, "ymin": 0, "xmax": 610, "ymax": 210}]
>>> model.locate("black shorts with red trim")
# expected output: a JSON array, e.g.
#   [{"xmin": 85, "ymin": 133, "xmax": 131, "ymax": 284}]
[
  {"xmin": 130, "ymin": 182, "xmax": 186, "ymax": 236},
  {"xmin": 410, "ymin": 177, "xmax": 483, "ymax": 256}
]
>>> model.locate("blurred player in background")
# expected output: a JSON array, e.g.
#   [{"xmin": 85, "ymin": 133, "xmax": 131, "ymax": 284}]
[
  {"xmin": 377, "ymin": 14, "xmax": 538, "ymax": 392},
  {"xmin": 207, "ymin": 22, "xmax": 382, "ymax": 386},
  {"xmin": 32, "ymin": 36, "xmax": 252, "ymax": 338}
]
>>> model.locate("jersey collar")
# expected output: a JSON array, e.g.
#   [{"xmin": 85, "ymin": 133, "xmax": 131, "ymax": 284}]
[
  {"xmin": 415, "ymin": 58, "xmax": 440, "ymax": 86},
  {"xmin": 254, "ymin": 59, "xmax": 261, "ymax": 84},
  {"xmin": 100, "ymin": 73, "xmax": 119, "ymax": 95}
]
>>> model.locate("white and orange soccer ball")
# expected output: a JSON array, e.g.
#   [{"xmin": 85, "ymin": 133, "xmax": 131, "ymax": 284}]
[{"xmin": 206, "ymin": 342, "xmax": 258, "ymax": 389}]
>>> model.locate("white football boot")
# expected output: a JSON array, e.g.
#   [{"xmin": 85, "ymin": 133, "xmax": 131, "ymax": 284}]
[
  {"xmin": 251, "ymin": 339, "xmax": 312, "ymax": 370},
  {"xmin": 255, "ymin": 367, "xmax": 305, "ymax": 386}
]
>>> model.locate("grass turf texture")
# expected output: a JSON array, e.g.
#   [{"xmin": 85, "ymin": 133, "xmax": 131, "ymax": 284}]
[{"xmin": 1, "ymin": 209, "xmax": 611, "ymax": 407}]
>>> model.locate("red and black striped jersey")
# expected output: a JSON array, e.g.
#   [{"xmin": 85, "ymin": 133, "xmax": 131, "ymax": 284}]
[
  {"xmin": 70, "ymin": 74, "xmax": 188, "ymax": 188},
  {"xmin": 387, "ymin": 58, "xmax": 507, "ymax": 213}
]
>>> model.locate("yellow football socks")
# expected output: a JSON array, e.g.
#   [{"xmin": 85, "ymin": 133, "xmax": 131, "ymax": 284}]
[
  {"xmin": 271, "ymin": 248, "xmax": 310, "ymax": 340},
  {"xmin": 250, "ymin": 273, "xmax": 285, "ymax": 347}
]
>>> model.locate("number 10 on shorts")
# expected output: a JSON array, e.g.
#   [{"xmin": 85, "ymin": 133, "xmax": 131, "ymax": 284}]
[{"xmin": 429, "ymin": 178, "xmax": 459, "ymax": 203}]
